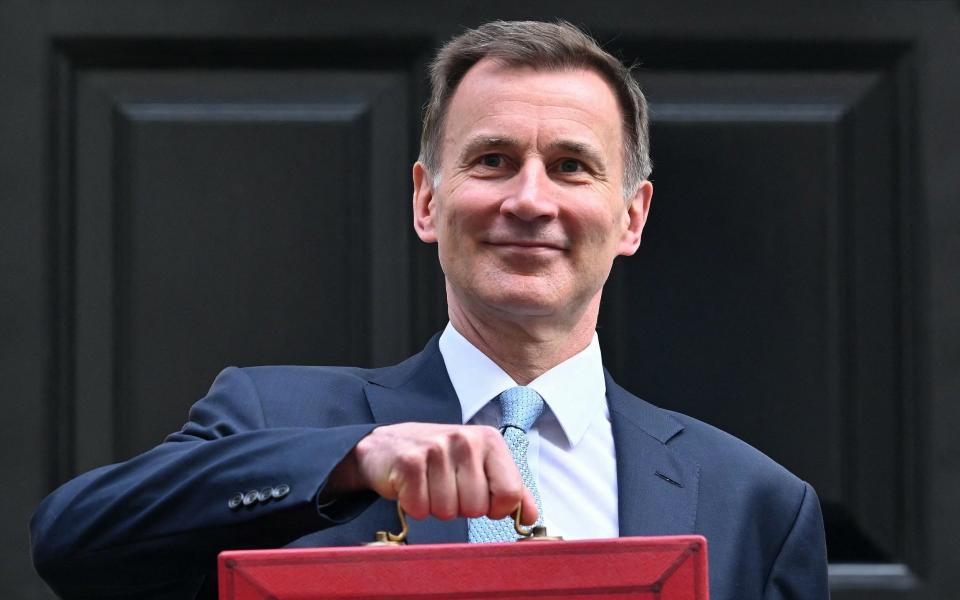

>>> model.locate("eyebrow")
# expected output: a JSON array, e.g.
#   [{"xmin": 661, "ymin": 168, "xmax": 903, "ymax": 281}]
[
  {"xmin": 457, "ymin": 136, "xmax": 521, "ymax": 165},
  {"xmin": 457, "ymin": 135, "xmax": 608, "ymax": 172},
  {"xmin": 548, "ymin": 140, "xmax": 607, "ymax": 172}
]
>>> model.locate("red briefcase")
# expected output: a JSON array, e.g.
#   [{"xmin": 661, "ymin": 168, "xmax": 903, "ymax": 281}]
[{"xmin": 218, "ymin": 510, "xmax": 709, "ymax": 599}]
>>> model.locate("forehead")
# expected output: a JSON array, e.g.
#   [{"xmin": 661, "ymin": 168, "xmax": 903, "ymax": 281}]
[{"xmin": 442, "ymin": 59, "xmax": 624, "ymax": 158}]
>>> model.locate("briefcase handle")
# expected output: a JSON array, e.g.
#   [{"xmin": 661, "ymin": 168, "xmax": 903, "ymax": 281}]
[{"xmin": 367, "ymin": 504, "xmax": 561, "ymax": 546}]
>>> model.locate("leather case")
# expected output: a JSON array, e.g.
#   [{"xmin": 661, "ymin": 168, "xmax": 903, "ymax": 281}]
[{"xmin": 219, "ymin": 535, "xmax": 709, "ymax": 599}]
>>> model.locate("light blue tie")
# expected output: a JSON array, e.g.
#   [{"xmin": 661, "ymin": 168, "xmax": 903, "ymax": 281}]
[{"xmin": 468, "ymin": 386, "xmax": 545, "ymax": 543}]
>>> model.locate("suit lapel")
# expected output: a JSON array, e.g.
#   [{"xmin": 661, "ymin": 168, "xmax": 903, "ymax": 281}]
[
  {"xmin": 606, "ymin": 372, "xmax": 701, "ymax": 537},
  {"xmin": 363, "ymin": 335, "xmax": 468, "ymax": 544}
]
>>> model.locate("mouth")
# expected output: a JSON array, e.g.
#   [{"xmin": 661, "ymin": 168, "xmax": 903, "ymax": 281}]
[{"xmin": 486, "ymin": 239, "xmax": 568, "ymax": 252}]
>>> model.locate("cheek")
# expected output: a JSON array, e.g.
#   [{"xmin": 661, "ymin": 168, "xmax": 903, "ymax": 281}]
[
  {"xmin": 438, "ymin": 191, "xmax": 497, "ymax": 235},
  {"xmin": 569, "ymin": 205, "xmax": 623, "ymax": 246},
  {"xmin": 433, "ymin": 202, "xmax": 477, "ymax": 264}
]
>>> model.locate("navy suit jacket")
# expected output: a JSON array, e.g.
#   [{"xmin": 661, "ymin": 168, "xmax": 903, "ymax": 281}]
[{"xmin": 32, "ymin": 335, "xmax": 829, "ymax": 599}]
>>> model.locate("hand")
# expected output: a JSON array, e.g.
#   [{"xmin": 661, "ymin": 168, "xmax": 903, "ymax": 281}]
[{"xmin": 326, "ymin": 423, "xmax": 538, "ymax": 524}]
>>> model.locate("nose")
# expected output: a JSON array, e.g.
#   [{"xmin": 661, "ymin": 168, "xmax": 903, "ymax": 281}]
[{"xmin": 500, "ymin": 160, "xmax": 559, "ymax": 222}]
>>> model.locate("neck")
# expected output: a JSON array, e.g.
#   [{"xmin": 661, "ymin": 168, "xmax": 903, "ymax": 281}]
[{"xmin": 447, "ymin": 288, "xmax": 601, "ymax": 385}]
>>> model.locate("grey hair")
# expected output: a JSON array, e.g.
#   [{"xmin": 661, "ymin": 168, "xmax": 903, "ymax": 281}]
[{"xmin": 418, "ymin": 20, "xmax": 651, "ymax": 197}]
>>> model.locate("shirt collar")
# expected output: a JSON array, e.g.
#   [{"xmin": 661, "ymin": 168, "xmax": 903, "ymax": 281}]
[{"xmin": 438, "ymin": 322, "xmax": 607, "ymax": 447}]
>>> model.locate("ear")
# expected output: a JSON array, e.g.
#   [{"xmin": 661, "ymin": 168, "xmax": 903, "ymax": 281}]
[
  {"xmin": 617, "ymin": 180, "xmax": 653, "ymax": 257},
  {"xmin": 412, "ymin": 161, "xmax": 438, "ymax": 243}
]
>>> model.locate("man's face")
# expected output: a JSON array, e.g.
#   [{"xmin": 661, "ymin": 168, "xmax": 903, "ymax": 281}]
[{"xmin": 413, "ymin": 59, "xmax": 652, "ymax": 326}]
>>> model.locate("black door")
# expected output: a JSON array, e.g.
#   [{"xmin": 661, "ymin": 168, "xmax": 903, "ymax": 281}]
[{"xmin": 3, "ymin": 2, "xmax": 958, "ymax": 597}]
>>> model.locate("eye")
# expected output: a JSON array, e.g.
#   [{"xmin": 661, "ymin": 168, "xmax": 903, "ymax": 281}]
[
  {"xmin": 480, "ymin": 154, "xmax": 505, "ymax": 168},
  {"xmin": 558, "ymin": 158, "xmax": 584, "ymax": 173}
]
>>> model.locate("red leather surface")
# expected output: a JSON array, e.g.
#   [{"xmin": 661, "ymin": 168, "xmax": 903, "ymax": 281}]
[{"xmin": 219, "ymin": 535, "xmax": 709, "ymax": 599}]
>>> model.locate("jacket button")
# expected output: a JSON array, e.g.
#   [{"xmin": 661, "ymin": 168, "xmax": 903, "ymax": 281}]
[
  {"xmin": 257, "ymin": 487, "xmax": 274, "ymax": 502},
  {"xmin": 228, "ymin": 493, "xmax": 244, "ymax": 510},
  {"xmin": 272, "ymin": 484, "xmax": 290, "ymax": 499},
  {"xmin": 242, "ymin": 490, "xmax": 260, "ymax": 506}
]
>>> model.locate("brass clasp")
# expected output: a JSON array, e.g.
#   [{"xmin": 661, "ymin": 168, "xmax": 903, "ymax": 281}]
[
  {"xmin": 365, "ymin": 503, "xmax": 409, "ymax": 546},
  {"xmin": 514, "ymin": 504, "xmax": 563, "ymax": 542}
]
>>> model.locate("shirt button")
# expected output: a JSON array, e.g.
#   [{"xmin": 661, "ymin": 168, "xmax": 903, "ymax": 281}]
[
  {"xmin": 242, "ymin": 490, "xmax": 260, "ymax": 506},
  {"xmin": 228, "ymin": 493, "xmax": 244, "ymax": 510},
  {"xmin": 257, "ymin": 487, "xmax": 274, "ymax": 502},
  {"xmin": 272, "ymin": 484, "xmax": 290, "ymax": 499}
]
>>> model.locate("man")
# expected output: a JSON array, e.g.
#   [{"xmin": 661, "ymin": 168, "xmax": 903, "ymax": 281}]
[{"xmin": 31, "ymin": 21, "xmax": 829, "ymax": 600}]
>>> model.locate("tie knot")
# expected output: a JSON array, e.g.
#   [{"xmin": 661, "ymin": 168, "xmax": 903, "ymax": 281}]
[{"xmin": 497, "ymin": 386, "xmax": 544, "ymax": 433}]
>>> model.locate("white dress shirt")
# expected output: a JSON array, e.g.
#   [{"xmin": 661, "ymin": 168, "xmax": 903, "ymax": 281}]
[{"xmin": 438, "ymin": 322, "xmax": 619, "ymax": 540}]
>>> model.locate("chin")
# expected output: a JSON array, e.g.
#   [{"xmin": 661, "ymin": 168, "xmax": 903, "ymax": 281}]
[
  {"xmin": 479, "ymin": 290, "xmax": 561, "ymax": 318},
  {"xmin": 448, "ymin": 268, "xmax": 573, "ymax": 317}
]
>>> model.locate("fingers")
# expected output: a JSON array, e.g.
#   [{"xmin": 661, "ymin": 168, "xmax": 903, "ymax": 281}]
[
  {"xmin": 519, "ymin": 487, "xmax": 539, "ymax": 525},
  {"xmin": 483, "ymin": 432, "xmax": 526, "ymax": 520},
  {"xmin": 389, "ymin": 444, "xmax": 431, "ymax": 520},
  {"xmin": 351, "ymin": 423, "xmax": 534, "ymax": 523},
  {"xmin": 426, "ymin": 436, "xmax": 457, "ymax": 520},
  {"xmin": 451, "ymin": 430, "xmax": 489, "ymax": 518}
]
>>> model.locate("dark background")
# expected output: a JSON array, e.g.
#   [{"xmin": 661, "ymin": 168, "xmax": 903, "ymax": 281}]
[{"xmin": 2, "ymin": 1, "xmax": 958, "ymax": 598}]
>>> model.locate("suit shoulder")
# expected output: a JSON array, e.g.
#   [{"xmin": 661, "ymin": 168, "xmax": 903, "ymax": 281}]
[
  {"xmin": 664, "ymin": 408, "xmax": 827, "ymax": 593},
  {"xmin": 608, "ymin": 378, "xmax": 801, "ymax": 489},
  {"xmin": 218, "ymin": 365, "xmax": 380, "ymax": 426},
  {"xmin": 659, "ymin": 408, "xmax": 813, "ymax": 531},
  {"xmin": 232, "ymin": 337, "xmax": 443, "ymax": 396},
  {"xmin": 240, "ymin": 364, "xmax": 375, "ymax": 392},
  {"xmin": 665, "ymin": 409, "xmax": 803, "ymax": 488}
]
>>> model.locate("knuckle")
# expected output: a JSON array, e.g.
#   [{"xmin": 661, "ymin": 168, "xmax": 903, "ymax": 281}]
[
  {"xmin": 448, "ymin": 431, "xmax": 477, "ymax": 461},
  {"xmin": 423, "ymin": 438, "xmax": 447, "ymax": 461},
  {"xmin": 424, "ymin": 440, "xmax": 444, "ymax": 459},
  {"xmin": 394, "ymin": 450, "xmax": 423, "ymax": 473},
  {"xmin": 479, "ymin": 425, "xmax": 501, "ymax": 442},
  {"xmin": 447, "ymin": 428, "xmax": 470, "ymax": 447}
]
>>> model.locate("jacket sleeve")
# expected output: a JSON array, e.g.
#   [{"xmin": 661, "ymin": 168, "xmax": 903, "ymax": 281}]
[
  {"xmin": 764, "ymin": 482, "xmax": 831, "ymax": 599},
  {"xmin": 30, "ymin": 366, "xmax": 378, "ymax": 599}
]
